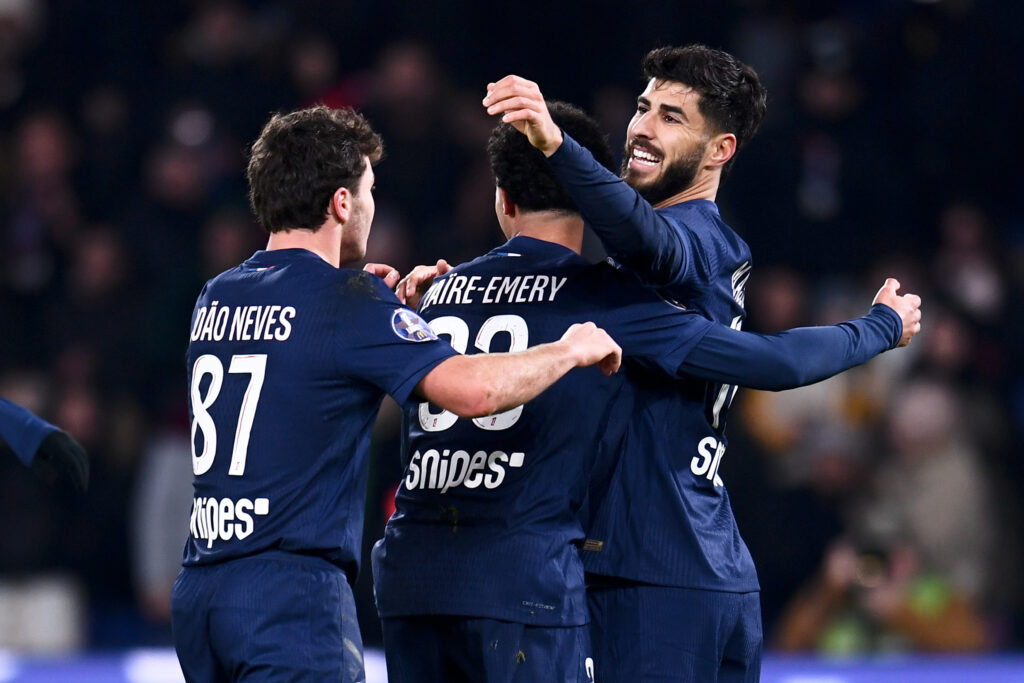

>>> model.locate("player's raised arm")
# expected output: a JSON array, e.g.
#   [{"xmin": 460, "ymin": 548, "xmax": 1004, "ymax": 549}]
[
  {"xmin": 484, "ymin": 76, "xmax": 692, "ymax": 288},
  {"xmin": 673, "ymin": 280, "xmax": 922, "ymax": 390},
  {"xmin": 416, "ymin": 321, "xmax": 621, "ymax": 418}
]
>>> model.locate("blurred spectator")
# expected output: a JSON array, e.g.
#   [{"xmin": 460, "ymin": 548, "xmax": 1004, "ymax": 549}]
[
  {"xmin": 774, "ymin": 379, "xmax": 1000, "ymax": 653},
  {"xmin": 130, "ymin": 413, "xmax": 192, "ymax": 642}
]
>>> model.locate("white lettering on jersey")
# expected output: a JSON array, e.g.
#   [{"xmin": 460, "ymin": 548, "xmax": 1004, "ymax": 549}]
[
  {"xmin": 189, "ymin": 496, "xmax": 270, "ymax": 548},
  {"xmin": 420, "ymin": 275, "xmax": 567, "ymax": 309},
  {"xmin": 691, "ymin": 436, "xmax": 725, "ymax": 487},
  {"xmin": 404, "ymin": 447, "xmax": 526, "ymax": 492},
  {"xmin": 190, "ymin": 303, "xmax": 296, "ymax": 342}
]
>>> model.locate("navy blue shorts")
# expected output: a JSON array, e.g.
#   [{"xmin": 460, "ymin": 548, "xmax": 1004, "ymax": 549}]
[
  {"xmin": 171, "ymin": 551, "xmax": 365, "ymax": 682},
  {"xmin": 381, "ymin": 615, "xmax": 594, "ymax": 683},
  {"xmin": 587, "ymin": 581, "xmax": 761, "ymax": 683}
]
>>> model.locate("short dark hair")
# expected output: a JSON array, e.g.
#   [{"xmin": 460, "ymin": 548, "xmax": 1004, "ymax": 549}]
[
  {"xmin": 642, "ymin": 45, "xmax": 766, "ymax": 175},
  {"xmin": 246, "ymin": 105, "xmax": 383, "ymax": 233},
  {"xmin": 487, "ymin": 101, "xmax": 615, "ymax": 214}
]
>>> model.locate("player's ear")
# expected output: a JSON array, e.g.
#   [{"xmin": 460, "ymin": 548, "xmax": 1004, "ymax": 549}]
[
  {"xmin": 706, "ymin": 133, "xmax": 737, "ymax": 169},
  {"xmin": 498, "ymin": 187, "xmax": 516, "ymax": 218},
  {"xmin": 330, "ymin": 187, "xmax": 352, "ymax": 223}
]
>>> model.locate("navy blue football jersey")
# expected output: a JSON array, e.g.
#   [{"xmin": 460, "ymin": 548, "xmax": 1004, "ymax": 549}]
[
  {"xmin": 547, "ymin": 133, "xmax": 761, "ymax": 590},
  {"xmin": 372, "ymin": 236, "xmax": 725, "ymax": 626},
  {"xmin": 183, "ymin": 248, "xmax": 457, "ymax": 578}
]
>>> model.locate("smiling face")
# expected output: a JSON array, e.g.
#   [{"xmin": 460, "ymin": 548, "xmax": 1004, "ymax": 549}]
[{"xmin": 620, "ymin": 78, "xmax": 713, "ymax": 205}]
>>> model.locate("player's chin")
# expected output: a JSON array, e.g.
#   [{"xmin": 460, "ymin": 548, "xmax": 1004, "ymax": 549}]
[{"xmin": 622, "ymin": 168, "xmax": 657, "ymax": 190}]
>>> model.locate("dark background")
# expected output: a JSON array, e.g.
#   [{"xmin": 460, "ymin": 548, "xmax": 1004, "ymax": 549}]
[{"xmin": 0, "ymin": 0, "xmax": 1021, "ymax": 654}]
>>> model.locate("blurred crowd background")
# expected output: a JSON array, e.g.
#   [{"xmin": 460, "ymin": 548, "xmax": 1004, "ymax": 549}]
[{"xmin": 0, "ymin": 0, "xmax": 1022, "ymax": 657}]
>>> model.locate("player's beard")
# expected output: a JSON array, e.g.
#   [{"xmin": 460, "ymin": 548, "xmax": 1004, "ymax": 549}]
[{"xmin": 620, "ymin": 144, "xmax": 703, "ymax": 206}]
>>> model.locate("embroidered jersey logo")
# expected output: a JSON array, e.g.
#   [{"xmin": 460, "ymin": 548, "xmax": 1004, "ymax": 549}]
[
  {"xmin": 391, "ymin": 308, "xmax": 438, "ymax": 342},
  {"xmin": 585, "ymin": 657, "xmax": 595, "ymax": 682}
]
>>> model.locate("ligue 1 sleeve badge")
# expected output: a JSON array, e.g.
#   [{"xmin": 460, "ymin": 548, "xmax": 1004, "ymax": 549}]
[{"xmin": 391, "ymin": 308, "xmax": 439, "ymax": 342}]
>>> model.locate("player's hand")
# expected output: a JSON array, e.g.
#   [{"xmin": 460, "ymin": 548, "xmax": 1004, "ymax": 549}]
[
  {"xmin": 872, "ymin": 278, "xmax": 922, "ymax": 347},
  {"xmin": 396, "ymin": 259, "xmax": 451, "ymax": 308},
  {"xmin": 483, "ymin": 76, "xmax": 563, "ymax": 156},
  {"xmin": 363, "ymin": 263, "xmax": 401, "ymax": 289},
  {"xmin": 560, "ymin": 322, "xmax": 622, "ymax": 376},
  {"xmin": 30, "ymin": 430, "xmax": 89, "ymax": 493}
]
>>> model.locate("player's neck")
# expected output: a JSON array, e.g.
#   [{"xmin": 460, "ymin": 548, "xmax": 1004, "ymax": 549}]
[
  {"xmin": 266, "ymin": 225, "xmax": 342, "ymax": 268},
  {"xmin": 511, "ymin": 212, "xmax": 584, "ymax": 254},
  {"xmin": 651, "ymin": 170, "xmax": 719, "ymax": 209}
]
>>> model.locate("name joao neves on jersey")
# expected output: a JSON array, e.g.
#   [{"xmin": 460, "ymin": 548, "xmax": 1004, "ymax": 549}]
[{"xmin": 190, "ymin": 301, "xmax": 297, "ymax": 343}]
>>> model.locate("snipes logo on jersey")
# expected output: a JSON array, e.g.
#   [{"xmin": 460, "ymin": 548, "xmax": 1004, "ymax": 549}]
[
  {"xmin": 405, "ymin": 448, "xmax": 525, "ymax": 492},
  {"xmin": 391, "ymin": 308, "xmax": 438, "ymax": 342},
  {"xmin": 190, "ymin": 496, "xmax": 269, "ymax": 548}
]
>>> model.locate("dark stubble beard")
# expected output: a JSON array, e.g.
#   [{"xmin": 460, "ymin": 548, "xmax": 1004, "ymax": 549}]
[{"xmin": 620, "ymin": 144, "xmax": 704, "ymax": 205}]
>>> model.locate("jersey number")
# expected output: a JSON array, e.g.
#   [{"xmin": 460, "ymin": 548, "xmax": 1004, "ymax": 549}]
[
  {"xmin": 190, "ymin": 354, "xmax": 267, "ymax": 476},
  {"xmin": 418, "ymin": 314, "xmax": 528, "ymax": 432}
]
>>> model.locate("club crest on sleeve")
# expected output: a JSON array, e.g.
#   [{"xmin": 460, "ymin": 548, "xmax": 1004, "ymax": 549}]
[{"xmin": 391, "ymin": 308, "xmax": 438, "ymax": 342}]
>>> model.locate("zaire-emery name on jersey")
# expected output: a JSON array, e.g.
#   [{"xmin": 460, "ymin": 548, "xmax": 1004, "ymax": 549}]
[{"xmin": 420, "ymin": 274, "xmax": 567, "ymax": 309}]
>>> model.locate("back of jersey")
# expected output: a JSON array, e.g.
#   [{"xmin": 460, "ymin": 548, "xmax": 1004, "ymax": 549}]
[
  {"xmin": 373, "ymin": 236, "xmax": 628, "ymax": 627},
  {"xmin": 184, "ymin": 248, "xmax": 455, "ymax": 578}
]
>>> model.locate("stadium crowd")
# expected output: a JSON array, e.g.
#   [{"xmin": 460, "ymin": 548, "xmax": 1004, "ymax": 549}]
[{"xmin": 0, "ymin": 0, "xmax": 1021, "ymax": 655}]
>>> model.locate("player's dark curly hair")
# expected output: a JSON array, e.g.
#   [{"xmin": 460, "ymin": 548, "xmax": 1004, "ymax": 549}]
[
  {"xmin": 487, "ymin": 101, "xmax": 615, "ymax": 213},
  {"xmin": 246, "ymin": 105, "xmax": 383, "ymax": 233},
  {"xmin": 642, "ymin": 45, "xmax": 766, "ymax": 176}
]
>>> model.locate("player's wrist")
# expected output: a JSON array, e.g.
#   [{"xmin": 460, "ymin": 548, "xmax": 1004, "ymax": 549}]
[{"xmin": 540, "ymin": 128, "xmax": 564, "ymax": 157}]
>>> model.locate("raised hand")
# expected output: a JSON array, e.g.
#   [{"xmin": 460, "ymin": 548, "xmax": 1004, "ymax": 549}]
[
  {"xmin": 872, "ymin": 278, "xmax": 922, "ymax": 347},
  {"xmin": 483, "ymin": 75, "xmax": 563, "ymax": 156}
]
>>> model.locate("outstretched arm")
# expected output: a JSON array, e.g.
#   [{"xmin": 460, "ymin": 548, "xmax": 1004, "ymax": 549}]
[
  {"xmin": 484, "ymin": 75, "xmax": 692, "ymax": 286},
  {"xmin": 416, "ymin": 322, "xmax": 621, "ymax": 417},
  {"xmin": 679, "ymin": 279, "xmax": 921, "ymax": 390}
]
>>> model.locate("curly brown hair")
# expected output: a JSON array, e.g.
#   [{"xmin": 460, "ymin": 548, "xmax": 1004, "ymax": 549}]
[{"xmin": 246, "ymin": 105, "xmax": 383, "ymax": 233}]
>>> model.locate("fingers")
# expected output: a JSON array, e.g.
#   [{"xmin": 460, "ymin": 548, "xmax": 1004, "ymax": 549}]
[
  {"xmin": 395, "ymin": 263, "xmax": 447, "ymax": 307},
  {"xmin": 561, "ymin": 322, "xmax": 622, "ymax": 374},
  {"xmin": 363, "ymin": 263, "xmax": 401, "ymax": 289},
  {"xmin": 872, "ymin": 277, "xmax": 909, "ymax": 308},
  {"xmin": 897, "ymin": 292, "xmax": 923, "ymax": 347},
  {"xmin": 483, "ymin": 75, "xmax": 540, "ymax": 104},
  {"xmin": 599, "ymin": 344, "xmax": 623, "ymax": 376}
]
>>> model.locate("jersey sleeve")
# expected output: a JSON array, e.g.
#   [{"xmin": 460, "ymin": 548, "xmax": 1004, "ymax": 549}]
[
  {"xmin": 338, "ymin": 274, "xmax": 459, "ymax": 406},
  {"xmin": 0, "ymin": 397, "xmax": 58, "ymax": 467},
  {"xmin": 677, "ymin": 304, "xmax": 903, "ymax": 390},
  {"xmin": 547, "ymin": 132, "xmax": 697, "ymax": 286}
]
